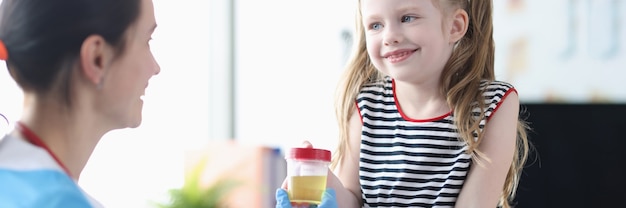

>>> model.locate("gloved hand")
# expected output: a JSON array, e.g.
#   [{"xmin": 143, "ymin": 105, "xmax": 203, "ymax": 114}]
[{"xmin": 275, "ymin": 188, "xmax": 338, "ymax": 208}]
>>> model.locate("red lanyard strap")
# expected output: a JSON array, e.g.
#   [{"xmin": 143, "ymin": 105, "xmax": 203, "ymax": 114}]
[{"xmin": 16, "ymin": 122, "xmax": 73, "ymax": 178}]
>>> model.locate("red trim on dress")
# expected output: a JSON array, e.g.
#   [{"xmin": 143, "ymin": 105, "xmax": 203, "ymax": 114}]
[
  {"xmin": 487, "ymin": 88, "xmax": 518, "ymax": 122},
  {"xmin": 392, "ymin": 79, "xmax": 452, "ymax": 123},
  {"xmin": 354, "ymin": 100, "xmax": 363, "ymax": 124}
]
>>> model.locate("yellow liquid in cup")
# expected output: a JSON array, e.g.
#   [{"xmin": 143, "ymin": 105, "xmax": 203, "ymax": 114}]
[{"xmin": 288, "ymin": 175, "xmax": 327, "ymax": 204}]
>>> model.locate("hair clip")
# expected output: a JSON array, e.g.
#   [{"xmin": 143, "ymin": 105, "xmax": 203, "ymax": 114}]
[{"xmin": 0, "ymin": 40, "xmax": 8, "ymax": 60}]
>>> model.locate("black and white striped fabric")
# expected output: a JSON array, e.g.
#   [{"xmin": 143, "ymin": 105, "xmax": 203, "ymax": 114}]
[{"xmin": 356, "ymin": 76, "xmax": 515, "ymax": 207}]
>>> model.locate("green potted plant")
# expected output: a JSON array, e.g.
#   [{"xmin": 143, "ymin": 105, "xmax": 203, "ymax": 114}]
[{"xmin": 154, "ymin": 157, "xmax": 241, "ymax": 208}]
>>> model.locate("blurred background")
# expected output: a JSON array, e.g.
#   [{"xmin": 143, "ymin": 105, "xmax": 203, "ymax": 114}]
[{"xmin": 0, "ymin": 0, "xmax": 624, "ymax": 207}]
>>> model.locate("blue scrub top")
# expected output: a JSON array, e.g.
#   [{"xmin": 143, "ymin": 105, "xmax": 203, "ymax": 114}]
[{"xmin": 0, "ymin": 134, "xmax": 103, "ymax": 208}]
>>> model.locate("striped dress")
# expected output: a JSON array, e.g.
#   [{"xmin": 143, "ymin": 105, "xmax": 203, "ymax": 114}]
[{"xmin": 357, "ymin": 76, "xmax": 516, "ymax": 207}]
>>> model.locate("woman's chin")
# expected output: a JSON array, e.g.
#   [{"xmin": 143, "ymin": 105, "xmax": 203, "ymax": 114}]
[
  {"xmin": 118, "ymin": 113, "xmax": 143, "ymax": 129},
  {"xmin": 128, "ymin": 117, "xmax": 143, "ymax": 128}
]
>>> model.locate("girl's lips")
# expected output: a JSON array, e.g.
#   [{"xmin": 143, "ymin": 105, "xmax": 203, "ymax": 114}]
[{"xmin": 384, "ymin": 49, "xmax": 418, "ymax": 63}]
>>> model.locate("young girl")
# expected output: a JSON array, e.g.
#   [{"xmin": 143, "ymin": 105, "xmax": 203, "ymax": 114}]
[
  {"xmin": 327, "ymin": 0, "xmax": 531, "ymax": 207},
  {"xmin": 0, "ymin": 0, "xmax": 160, "ymax": 207},
  {"xmin": 278, "ymin": 0, "xmax": 531, "ymax": 207}
]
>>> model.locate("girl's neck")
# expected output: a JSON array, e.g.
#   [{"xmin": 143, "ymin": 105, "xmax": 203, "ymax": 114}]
[
  {"xmin": 17, "ymin": 96, "xmax": 105, "ymax": 181},
  {"xmin": 393, "ymin": 79, "xmax": 450, "ymax": 120}
]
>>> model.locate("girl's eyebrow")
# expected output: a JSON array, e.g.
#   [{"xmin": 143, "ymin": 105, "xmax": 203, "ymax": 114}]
[
  {"xmin": 363, "ymin": 14, "xmax": 380, "ymax": 23},
  {"xmin": 397, "ymin": 6, "xmax": 422, "ymax": 14},
  {"xmin": 362, "ymin": 5, "xmax": 423, "ymax": 22}
]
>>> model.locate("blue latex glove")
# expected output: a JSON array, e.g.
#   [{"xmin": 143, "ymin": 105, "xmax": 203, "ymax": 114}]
[{"xmin": 275, "ymin": 188, "xmax": 338, "ymax": 208}]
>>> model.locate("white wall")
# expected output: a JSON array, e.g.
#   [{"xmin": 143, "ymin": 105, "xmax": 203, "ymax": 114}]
[
  {"xmin": 234, "ymin": 0, "xmax": 356, "ymax": 156},
  {"xmin": 493, "ymin": 0, "xmax": 626, "ymax": 103}
]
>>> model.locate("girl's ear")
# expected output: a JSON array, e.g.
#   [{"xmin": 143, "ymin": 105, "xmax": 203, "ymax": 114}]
[
  {"xmin": 449, "ymin": 9, "xmax": 469, "ymax": 43},
  {"xmin": 79, "ymin": 35, "xmax": 114, "ymax": 87}
]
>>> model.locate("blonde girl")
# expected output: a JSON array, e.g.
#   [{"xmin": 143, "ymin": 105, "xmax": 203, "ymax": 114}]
[{"xmin": 328, "ymin": 0, "xmax": 531, "ymax": 207}]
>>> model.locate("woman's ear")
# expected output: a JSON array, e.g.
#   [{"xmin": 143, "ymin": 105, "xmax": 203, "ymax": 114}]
[
  {"xmin": 449, "ymin": 9, "xmax": 469, "ymax": 44},
  {"xmin": 79, "ymin": 35, "xmax": 113, "ymax": 88}
]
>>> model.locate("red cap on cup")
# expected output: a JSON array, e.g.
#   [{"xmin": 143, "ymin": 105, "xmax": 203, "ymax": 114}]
[{"xmin": 288, "ymin": 148, "xmax": 331, "ymax": 162}]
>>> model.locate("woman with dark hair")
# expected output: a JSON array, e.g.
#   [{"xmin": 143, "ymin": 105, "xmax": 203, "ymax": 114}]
[{"xmin": 0, "ymin": 0, "xmax": 160, "ymax": 206}]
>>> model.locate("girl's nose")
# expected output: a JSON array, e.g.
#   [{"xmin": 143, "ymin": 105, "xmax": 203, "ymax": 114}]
[{"xmin": 383, "ymin": 24, "xmax": 403, "ymax": 46}]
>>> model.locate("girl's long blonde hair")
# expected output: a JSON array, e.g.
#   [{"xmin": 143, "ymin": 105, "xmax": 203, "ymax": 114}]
[{"xmin": 331, "ymin": 0, "xmax": 530, "ymax": 207}]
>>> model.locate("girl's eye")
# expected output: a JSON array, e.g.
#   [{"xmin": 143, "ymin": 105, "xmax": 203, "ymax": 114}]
[
  {"xmin": 401, "ymin": 16, "xmax": 416, "ymax": 23},
  {"xmin": 370, "ymin": 23, "xmax": 382, "ymax": 30}
]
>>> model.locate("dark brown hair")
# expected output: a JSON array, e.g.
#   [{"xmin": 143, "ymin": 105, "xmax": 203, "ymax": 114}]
[{"xmin": 0, "ymin": 0, "xmax": 141, "ymax": 105}]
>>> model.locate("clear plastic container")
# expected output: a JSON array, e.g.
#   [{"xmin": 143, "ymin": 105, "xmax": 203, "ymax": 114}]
[{"xmin": 286, "ymin": 147, "xmax": 331, "ymax": 205}]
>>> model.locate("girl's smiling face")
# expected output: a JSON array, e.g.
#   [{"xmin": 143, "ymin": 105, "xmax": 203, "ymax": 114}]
[{"xmin": 361, "ymin": 0, "xmax": 458, "ymax": 84}]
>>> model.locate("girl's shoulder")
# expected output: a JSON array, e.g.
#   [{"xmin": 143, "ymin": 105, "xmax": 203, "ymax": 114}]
[
  {"xmin": 362, "ymin": 76, "xmax": 391, "ymax": 88},
  {"xmin": 359, "ymin": 76, "xmax": 392, "ymax": 96},
  {"xmin": 477, "ymin": 80, "xmax": 518, "ymax": 120},
  {"xmin": 479, "ymin": 79, "xmax": 517, "ymax": 101},
  {"xmin": 479, "ymin": 80, "xmax": 515, "ymax": 92}
]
